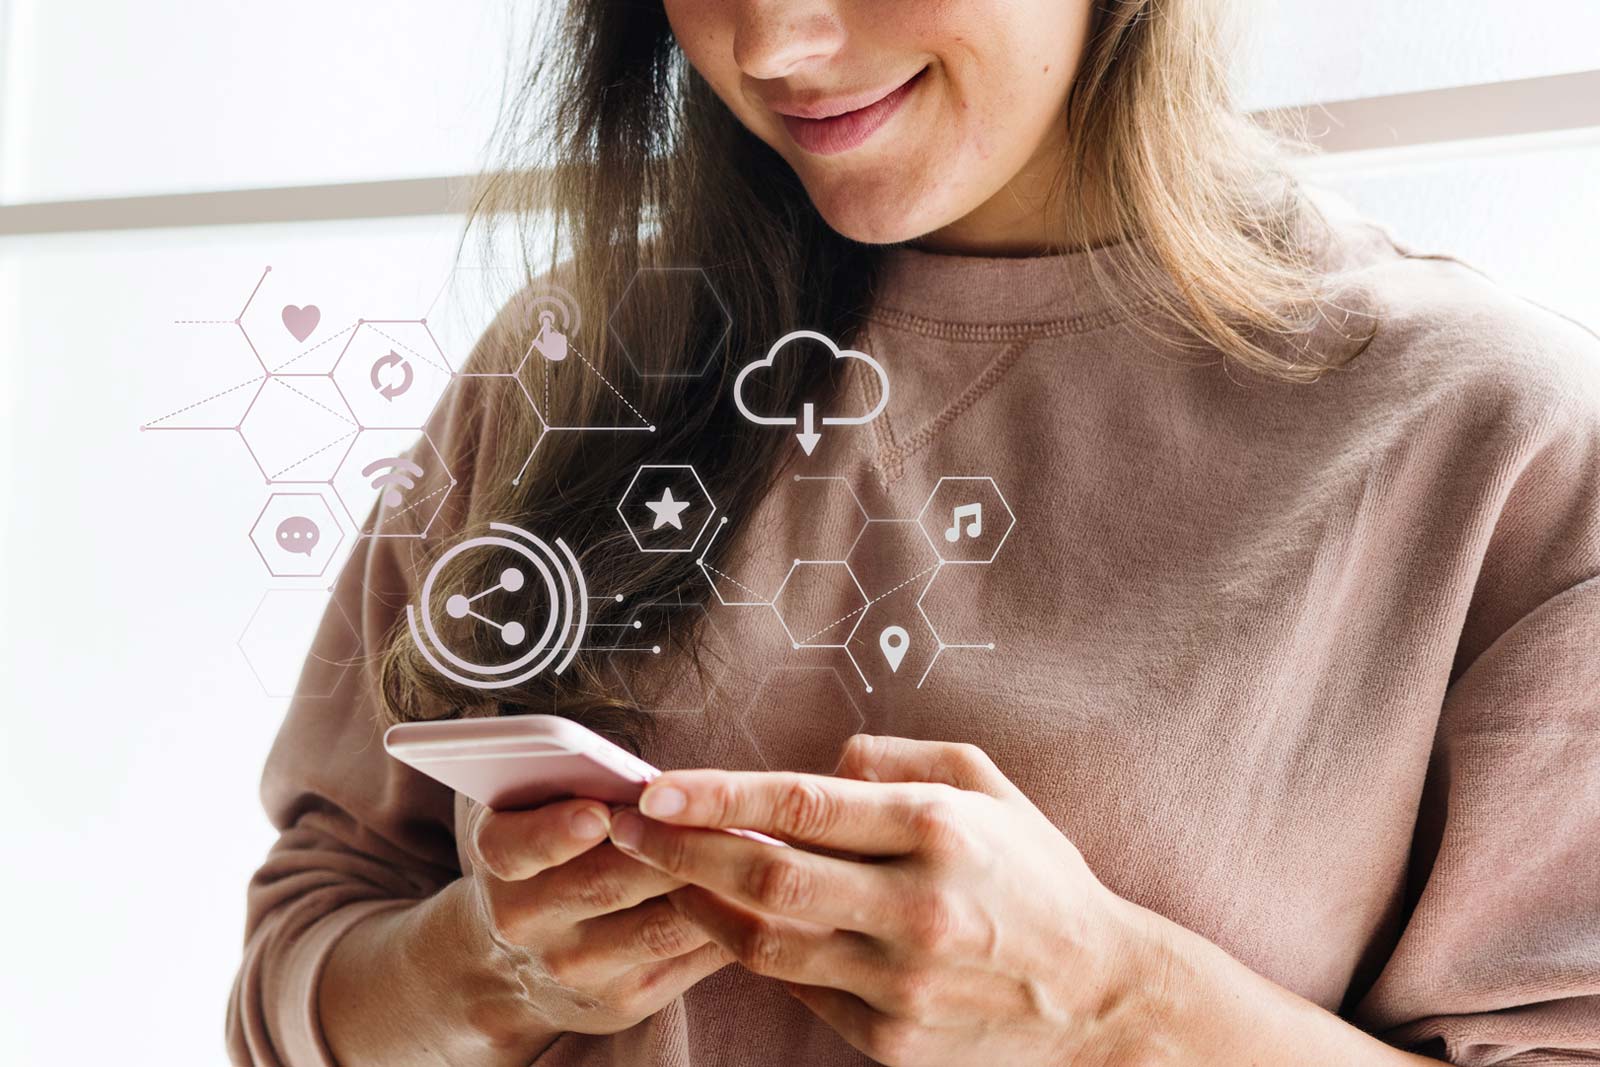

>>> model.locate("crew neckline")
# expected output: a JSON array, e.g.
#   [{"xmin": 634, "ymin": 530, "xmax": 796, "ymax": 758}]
[{"xmin": 870, "ymin": 236, "xmax": 1170, "ymax": 332}]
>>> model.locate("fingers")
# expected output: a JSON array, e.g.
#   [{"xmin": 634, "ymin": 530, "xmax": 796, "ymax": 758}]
[
  {"xmin": 670, "ymin": 885, "xmax": 887, "ymax": 998},
  {"xmin": 637, "ymin": 770, "xmax": 941, "ymax": 854},
  {"xmin": 618, "ymin": 940, "xmax": 734, "ymax": 1008},
  {"xmin": 528, "ymin": 842, "xmax": 690, "ymax": 920},
  {"xmin": 785, "ymin": 983, "xmax": 928, "ymax": 1067},
  {"xmin": 610, "ymin": 810, "xmax": 906, "ymax": 933},
  {"xmin": 835, "ymin": 734, "xmax": 1022, "ymax": 801},
  {"xmin": 471, "ymin": 798, "xmax": 613, "ymax": 882},
  {"xmin": 577, "ymin": 895, "xmax": 715, "ymax": 964}
]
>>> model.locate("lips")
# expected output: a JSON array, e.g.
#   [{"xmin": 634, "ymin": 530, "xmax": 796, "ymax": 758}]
[{"xmin": 775, "ymin": 68, "xmax": 926, "ymax": 156}]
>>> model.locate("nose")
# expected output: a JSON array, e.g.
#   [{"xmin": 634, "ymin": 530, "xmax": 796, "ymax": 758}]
[{"xmin": 733, "ymin": 1, "xmax": 846, "ymax": 81}]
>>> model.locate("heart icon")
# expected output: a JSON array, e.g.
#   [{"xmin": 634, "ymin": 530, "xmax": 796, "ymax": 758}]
[{"xmin": 281, "ymin": 304, "xmax": 321, "ymax": 343}]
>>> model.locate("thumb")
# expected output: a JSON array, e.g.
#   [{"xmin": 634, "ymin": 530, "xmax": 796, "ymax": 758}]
[{"xmin": 835, "ymin": 734, "xmax": 1022, "ymax": 800}]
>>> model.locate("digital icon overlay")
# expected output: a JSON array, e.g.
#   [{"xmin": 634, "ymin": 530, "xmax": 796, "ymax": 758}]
[
  {"xmin": 733, "ymin": 330, "xmax": 889, "ymax": 455},
  {"xmin": 617, "ymin": 464, "xmax": 718, "ymax": 554},
  {"xmin": 878, "ymin": 625, "xmax": 910, "ymax": 673},
  {"xmin": 693, "ymin": 474, "xmax": 1014, "ymax": 691},
  {"xmin": 281, "ymin": 304, "xmax": 320, "ymax": 343},
  {"xmin": 405, "ymin": 523, "xmax": 590, "ymax": 690},
  {"xmin": 248, "ymin": 491, "xmax": 347, "ymax": 578}
]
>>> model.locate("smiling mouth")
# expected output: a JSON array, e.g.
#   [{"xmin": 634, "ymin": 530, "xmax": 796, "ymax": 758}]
[{"xmin": 776, "ymin": 67, "xmax": 928, "ymax": 157}]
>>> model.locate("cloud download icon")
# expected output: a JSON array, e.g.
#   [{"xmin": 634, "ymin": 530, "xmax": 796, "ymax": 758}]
[{"xmin": 732, "ymin": 330, "xmax": 889, "ymax": 455}]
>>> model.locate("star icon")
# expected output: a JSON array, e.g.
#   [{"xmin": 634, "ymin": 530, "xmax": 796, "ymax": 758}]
[{"xmin": 645, "ymin": 487, "xmax": 693, "ymax": 531}]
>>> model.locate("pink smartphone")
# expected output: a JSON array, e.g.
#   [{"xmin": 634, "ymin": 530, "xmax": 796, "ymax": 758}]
[
  {"xmin": 383, "ymin": 714, "xmax": 783, "ymax": 846},
  {"xmin": 384, "ymin": 714, "xmax": 662, "ymax": 810}
]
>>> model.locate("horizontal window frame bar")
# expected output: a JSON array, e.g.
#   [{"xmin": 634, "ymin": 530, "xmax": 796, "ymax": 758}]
[{"xmin": 2, "ymin": 69, "xmax": 1597, "ymax": 237}]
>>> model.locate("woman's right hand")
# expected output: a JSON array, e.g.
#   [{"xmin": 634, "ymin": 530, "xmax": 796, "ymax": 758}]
[{"xmin": 452, "ymin": 798, "xmax": 733, "ymax": 1046}]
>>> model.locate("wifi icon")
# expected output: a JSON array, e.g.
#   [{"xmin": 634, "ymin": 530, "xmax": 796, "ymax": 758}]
[{"xmin": 362, "ymin": 456, "xmax": 425, "ymax": 508}]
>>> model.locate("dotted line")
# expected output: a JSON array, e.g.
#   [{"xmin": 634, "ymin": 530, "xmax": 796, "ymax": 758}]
[
  {"xmin": 376, "ymin": 480, "xmax": 454, "ymax": 530},
  {"xmin": 798, "ymin": 564, "xmax": 940, "ymax": 645},
  {"xmin": 543, "ymin": 354, "xmax": 551, "ymax": 419},
  {"xmin": 143, "ymin": 374, "xmax": 265, "ymax": 427},
  {"xmin": 568, "ymin": 345, "xmax": 651, "ymax": 427},
  {"xmin": 699, "ymin": 560, "xmax": 769, "ymax": 603},
  {"xmin": 271, "ymin": 428, "xmax": 358, "ymax": 480},
  {"xmin": 366, "ymin": 324, "xmax": 452, "ymax": 378},
  {"xmin": 269, "ymin": 377, "xmax": 356, "ymax": 426},
  {"xmin": 269, "ymin": 323, "xmax": 357, "ymax": 374},
  {"xmin": 173, "ymin": 319, "xmax": 235, "ymax": 325}
]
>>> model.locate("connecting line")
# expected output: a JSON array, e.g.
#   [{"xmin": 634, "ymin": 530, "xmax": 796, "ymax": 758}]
[
  {"xmin": 694, "ymin": 517, "xmax": 774, "ymax": 606},
  {"xmin": 238, "ymin": 266, "xmax": 270, "ymax": 320},
  {"xmin": 794, "ymin": 562, "xmax": 941, "ymax": 646},
  {"xmin": 912, "ymin": 561, "xmax": 997, "ymax": 690},
  {"xmin": 365, "ymin": 323, "xmax": 452, "ymax": 378},
  {"xmin": 791, "ymin": 473, "xmax": 872, "ymax": 521},
  {"xmin": 529, "ymin": 343, "xmax": 654, "ymax": 430},
  {"xmin": 269, "ymin": 322, "xmax": 358, "ymax": 374},
  {"xmin": 756, "ymin": 604, "xmax": 876, "ymax": 692},
  {"xmin": 141, "ymin": 374, "xmax": 264, "ymax": 429}
]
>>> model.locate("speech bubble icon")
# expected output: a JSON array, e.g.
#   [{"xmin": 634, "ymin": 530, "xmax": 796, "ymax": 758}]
[{"xmin": 275, "ymin": 515, "xmax": 321, "ymax": 556}]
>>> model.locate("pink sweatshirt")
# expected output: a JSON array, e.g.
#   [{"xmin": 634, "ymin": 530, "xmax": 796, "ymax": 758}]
[{"xmin": 228, "ymin": 203, "xmax": 1600, "ymax": 1066}]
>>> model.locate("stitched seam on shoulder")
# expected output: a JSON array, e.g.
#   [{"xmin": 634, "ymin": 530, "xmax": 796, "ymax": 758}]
[
  {"xmin": 874, "ymin": 337, "xmax": 1034, "ymax": 474},
  {"xmin": 866, "ymin": 298, "xmax": 1158, "ymax": 342}
]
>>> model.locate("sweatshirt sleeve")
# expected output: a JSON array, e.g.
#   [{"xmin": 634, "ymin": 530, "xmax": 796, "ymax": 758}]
[
  {"xmin": 226, "ymin": 312, "xmax": 521, "ymax": 1065},
  {"xmin": 1350, "ymin": 358, "xmax": 1600, "ymax": 1064}
]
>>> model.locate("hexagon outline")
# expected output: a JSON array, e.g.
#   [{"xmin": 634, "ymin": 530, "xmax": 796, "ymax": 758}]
[
  {"xmin": 237, "ymin": 373, "xmax": 361, "ymax": 484},
  {"xmin": 332, "ymin": 428, "xmax": 458, "ymax": 539},
  {"xmin": 769, "ymin": 559, "xmax": 871, "ymax": 650},
  {"xmin": 248, "ymin": 491, "xmax": 347, "ymax": 578},
  {"xmin": 328, "ymin": 318, "xmax": 458, "ymax": 431},
  {"xmin": 911, "ymin": 562, "xmax": 996, "ymax": 689},
  {"xmin": 914, "ymin": 476, "xmax": 1018, "ymax": 565},
  {"xmin": 607, "ymin": 267, "xmax": 733, "ymax": 379},
  {"xmin": 617, "ymin": 463, "xmax": 718, "ymax": 554},
  {"xmin": 737, "ymin": 664, "xmax": 866, "ymax": 773},
  {"xmin": 237, "ymin": 588, "xmax": 358, "ymax": 699}
]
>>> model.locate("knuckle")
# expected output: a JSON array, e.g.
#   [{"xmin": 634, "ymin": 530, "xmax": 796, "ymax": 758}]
[
  {"xmin": 704, "ymin": 778, "xmax": 742, "ymax": 826},
  {"xmin": 885, "ymin": 970, "xmax": 939, "ymax": 1022},
  {"xmin": 735, "ymin": 920, "xmax": 788, "ymax": 975},
  {"xmin": 951, "ymin": 741, "xmax": 987, "ymax": 766},
  {"xmin": 862, "ymin": 1017, "xmax": 922, "ymax": 1066},
  {"xmin": 635, "ymin": 908, "xmax": 695, "ymax": 959},
  {"xmin": 947, "ymin": 741, "xmax": 997, "ymax": 779},
  {"xmin": 905, "ymin": 888, "xmax": 961, "ymax": 953},
  {"xmin": 906, "ymin": 786, "xmax": 967, "ymax": 851},
  {"xmin": 745, "ymin": 854, "xmax": 812, "ymax": 913},
  {"xmin": 775, "ymin": 778, "xmax": 837, "ymax": 839},
  {"xmin": 652, "ymin": 827, "xmax": 693, "ymax": 876},
  {"xmin": 571, "ymin": 867, "xmax": 629, "ymax": 912},
  {"xmin": 837, "ymin": 733, "xmax": 877, "ymax": 775}
]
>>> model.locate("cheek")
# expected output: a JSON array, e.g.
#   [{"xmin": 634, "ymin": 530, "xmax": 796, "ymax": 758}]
[{"xmin": 661, "ymin": 1, "xmax": 733, "ymax": 92}]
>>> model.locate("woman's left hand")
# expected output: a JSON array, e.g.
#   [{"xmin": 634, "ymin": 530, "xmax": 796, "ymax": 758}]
[{"xmin": 605, "ymin": 734, "xmax": 1164, "ymax": 1067}]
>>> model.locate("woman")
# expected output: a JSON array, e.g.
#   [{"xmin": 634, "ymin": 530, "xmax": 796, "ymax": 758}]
[{"xmin": 228, "ymin": 1, "xmax": 1600, "ymax": 1065}]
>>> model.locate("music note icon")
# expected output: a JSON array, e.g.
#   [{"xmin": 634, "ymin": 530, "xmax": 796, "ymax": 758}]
[{"xmin": 944, "ymin": 502, "xmax": 983, "ymax": 543}]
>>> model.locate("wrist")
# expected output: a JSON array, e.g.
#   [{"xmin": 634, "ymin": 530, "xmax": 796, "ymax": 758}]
[
  {"xmin": 413, "ymin": 878, "xmax": 564, "ymax": 1057},
  {"xmin": 1077, "ymin": 894, "xmax": 1188, "ymax": 1067}
]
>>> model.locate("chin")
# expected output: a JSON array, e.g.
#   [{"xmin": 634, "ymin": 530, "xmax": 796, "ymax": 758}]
[{"xmin": 797, "ymin": 165, "xmax": 965, "ymax": 246}]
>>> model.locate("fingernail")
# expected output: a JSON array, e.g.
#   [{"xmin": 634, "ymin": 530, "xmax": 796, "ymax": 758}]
[
  {"xmin": 610, "ymin": 809, "xmax": 643, "ymax": 852},
  {"xmin": 640, "ymin": 785, "xmax": 686, "ymax": 818},
  {"xmin": 570, "ymin": 807, "xmax": 609, "ymax": 841}
]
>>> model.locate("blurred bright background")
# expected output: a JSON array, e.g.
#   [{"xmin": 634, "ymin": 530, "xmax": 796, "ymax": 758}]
[{"xmin": 1, "ymin": 1, "xmax": 1597, "ymax": 1063}]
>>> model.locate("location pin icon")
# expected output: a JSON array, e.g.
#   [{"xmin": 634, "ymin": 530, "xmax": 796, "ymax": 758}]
[{"xmin": 878, "ymin": 625, "xmax": 910, "ymax": 673}]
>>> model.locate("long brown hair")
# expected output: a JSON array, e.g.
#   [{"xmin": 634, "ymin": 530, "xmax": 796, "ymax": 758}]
[{"xmin": 379, "ymin": 0, "xmax": 1358, "ymax": 742}]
